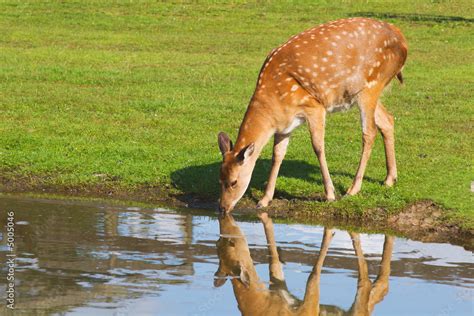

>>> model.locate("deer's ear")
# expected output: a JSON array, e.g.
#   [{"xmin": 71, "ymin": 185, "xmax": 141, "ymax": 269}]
[
  {"xmin": 218, "ymin": 132, "xmax": 233, "ymax": 156},
  {"xmin": 236, "ymin": 143, "xmax": 255, "ymax": 164},
  {"xmin": 239, "ymin": 264, "xmax": 250, "ymax": 288},
  {"xmin": 214, "ymin": 269, "xmax": 228, "ymax": 287}
]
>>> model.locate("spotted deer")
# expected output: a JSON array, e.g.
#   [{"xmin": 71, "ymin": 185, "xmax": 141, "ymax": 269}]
[
  {"xmin": 214, "ymin": 213, "xmax": 394, "ymax": 315},
  {"xmin": 217, "ymin": 17, "xmax": 408, "ymax": 213},
  {"xmin": 214, "ymin": 213, "xmax": 334, "ymax": 315}
]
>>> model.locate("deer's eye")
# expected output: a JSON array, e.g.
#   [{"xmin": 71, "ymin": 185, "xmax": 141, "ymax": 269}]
[{"xmin": 230, "ymin": 180, "xmax": 238, "ymax": 188}]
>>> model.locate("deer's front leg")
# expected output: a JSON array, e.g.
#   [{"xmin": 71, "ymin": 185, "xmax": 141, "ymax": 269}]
[
  {"xmin": 347, "ymin": 92, "xmax": 378, "ymax": 196},
  {"xmin": 257, "ymin": 134, "xmax": 290, "ymax": 208},
  {"xmin": 306, "ymin": 107, "xmax": 336, "ymax": 201},
  {"xmin": 258, "ymin": 212, "xmax": 286, "ymax": 287}
]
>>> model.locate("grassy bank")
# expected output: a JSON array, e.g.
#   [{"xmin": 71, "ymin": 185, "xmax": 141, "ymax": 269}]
[{"xmin": 1, "ymin": 1, "xmax": 473, "ymax": 229}]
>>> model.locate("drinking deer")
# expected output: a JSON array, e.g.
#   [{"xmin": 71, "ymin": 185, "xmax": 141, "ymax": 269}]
[
  {"xmin": 217, "ymin": 17, "xmax": 408, "ymax": 213},
  {"xmin": 214, "ymin": 213, "xmax": 334, "ymax": 315},
  {"xmin": 214, "ymin": 213, "xmax": 394, "ymax": 315}
]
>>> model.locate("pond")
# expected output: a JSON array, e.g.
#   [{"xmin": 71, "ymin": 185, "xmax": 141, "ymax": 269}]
[{"xmin": 0, "ymin": 196, "xmax": 472, "ymax": 315}]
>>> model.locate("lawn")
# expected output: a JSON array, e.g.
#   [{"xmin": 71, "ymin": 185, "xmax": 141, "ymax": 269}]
[{"xmin": 0, "ymin": 1, "xmax": 473, "ymax": 229}]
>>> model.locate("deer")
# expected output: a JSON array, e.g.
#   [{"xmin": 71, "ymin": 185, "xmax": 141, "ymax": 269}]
[
  {"xmin": 214, "ymin": 212, "xmax": 394, "ymax": 315},
  {"xmin": 217, "ymin": 17, "xmax": 408, "ymax": 213}
]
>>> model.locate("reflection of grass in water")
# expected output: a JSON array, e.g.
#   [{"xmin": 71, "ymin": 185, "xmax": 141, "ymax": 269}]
[{"xmin": 0, "ymin": 1, "xmax": 472, "ymax": 229}]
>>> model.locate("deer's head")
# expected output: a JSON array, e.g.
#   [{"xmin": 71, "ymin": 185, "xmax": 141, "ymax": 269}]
[
  {"xmin": 214, "ymin": 214, "xmax": 251, "ymax": 288},
  {"xmin": 217, "ymin": 132, "xmax": 255, "ymax": 213}
]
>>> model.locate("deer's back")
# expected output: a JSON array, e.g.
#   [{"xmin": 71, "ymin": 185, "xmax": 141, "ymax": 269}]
[{"xmin": 256, "ymin": 18, "xmax": 407, "ymax": 112}]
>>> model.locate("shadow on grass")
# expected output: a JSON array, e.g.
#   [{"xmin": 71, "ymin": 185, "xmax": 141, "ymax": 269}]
[
  {"xmin": 348, "ymin": 12, "xmax": 474, "ymax": 23},
  {"xmin": 171, "ymin": 159, "xmax": 382, "ymax": 205}
]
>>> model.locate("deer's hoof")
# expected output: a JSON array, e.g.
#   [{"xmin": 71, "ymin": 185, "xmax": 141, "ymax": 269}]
[
  {"xmin": 257, "ymin": 197, "xmax": 271, "ymax": 209},
  {"xmin": 384, "ymin": 177, "xmax": 397, "ymax": 187},
  {"xmin": 346, "ymin": 187, "xmax": 360, "ymax": 196}
]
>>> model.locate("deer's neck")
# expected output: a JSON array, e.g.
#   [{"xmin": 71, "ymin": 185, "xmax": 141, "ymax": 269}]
[
  {"xmin": 234, "ymin": 99, "xmax": 275, "ymax": 159},
  {"xmin": 232, "ymin": 277, "xmax": 269, "ymax": 312}
]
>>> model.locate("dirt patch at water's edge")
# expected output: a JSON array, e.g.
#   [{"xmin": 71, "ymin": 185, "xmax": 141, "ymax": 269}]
[
  {"xmin": 233, "ymin": 199, "xmax": 473, "ymax": 251},
  {"xmin": 0, "ymin": 176, "xmax": 472, "ymax": 250}
]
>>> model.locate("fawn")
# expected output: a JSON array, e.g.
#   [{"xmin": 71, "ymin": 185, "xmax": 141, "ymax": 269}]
[{"xmin": 218, "ymin": 18, "xmax": 407, "ymax": 213}]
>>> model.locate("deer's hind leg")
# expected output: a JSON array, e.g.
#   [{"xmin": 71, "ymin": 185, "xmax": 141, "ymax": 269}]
[
  {"xmin": 348, "ymin": 232, "xmax": 372, "ymax": 315},
  {"xmin": 347, "ymin": 88, "xmax": 380, "ymax": 196},
  {"xmin": 368, "ymin": 235, "xmax": 394, "ymax": 313},
  {"xmin": 375, "ymin": 103, "xmax": 397, "ymax": 186}
]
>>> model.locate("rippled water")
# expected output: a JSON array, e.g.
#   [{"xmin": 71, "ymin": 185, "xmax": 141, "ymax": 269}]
[{"xmin": 0, "ymin": 196, "xmax": 472, "ymax": 315}]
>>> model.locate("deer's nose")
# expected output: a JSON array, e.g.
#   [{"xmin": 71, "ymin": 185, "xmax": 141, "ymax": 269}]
[
  {"xmin": 219, "ymin": 203, "xmax": 234, "ymax": 214},
  {"xmin": 217, "ymin": 200, "xmax": 225, "ymax": 213}
]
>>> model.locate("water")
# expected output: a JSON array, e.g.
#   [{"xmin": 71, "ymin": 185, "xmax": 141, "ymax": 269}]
[{"xmin": 0, "ymin": 196, "xmax": 472, "ymax": 315}]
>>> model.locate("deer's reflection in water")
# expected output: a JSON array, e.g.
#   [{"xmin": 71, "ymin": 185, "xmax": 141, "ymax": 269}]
[{"xmin": 214, "ymin": 213, "xmax": 394, "ymax": 316}]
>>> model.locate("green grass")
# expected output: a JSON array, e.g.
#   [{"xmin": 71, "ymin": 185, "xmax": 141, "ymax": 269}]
[{"xmin": 0, "ymin": 1, "xmax": 473, "ymax": 229}]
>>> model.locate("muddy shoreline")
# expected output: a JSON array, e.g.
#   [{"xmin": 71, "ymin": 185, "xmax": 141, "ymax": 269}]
[{"xmin": 1, "ymin": 176, "xmax": 472, "ymax": 250}]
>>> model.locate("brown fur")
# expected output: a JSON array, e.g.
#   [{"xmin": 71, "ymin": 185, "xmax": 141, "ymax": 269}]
[
  {"xmin": 215, "ymin": 213, "xmax": 394, "ymax": 315},
  {"xmin": 218, "ymin": 17, "xmax": 408, "ymax": 212}
]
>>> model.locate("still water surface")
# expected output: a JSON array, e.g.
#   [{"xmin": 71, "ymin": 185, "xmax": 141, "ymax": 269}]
[{"xmin": 0, "ymin": 196, "xmax": 472, "ymax": 315}]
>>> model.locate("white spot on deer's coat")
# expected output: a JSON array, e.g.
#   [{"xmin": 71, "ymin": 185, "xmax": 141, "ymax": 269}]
[
  {"xmin": 291, "ymin": 85, "xmax": 298, "ymax": 92},
  {"xmin": 366, "ymin": 80, "xmax": 378, "ymax": 88}
]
